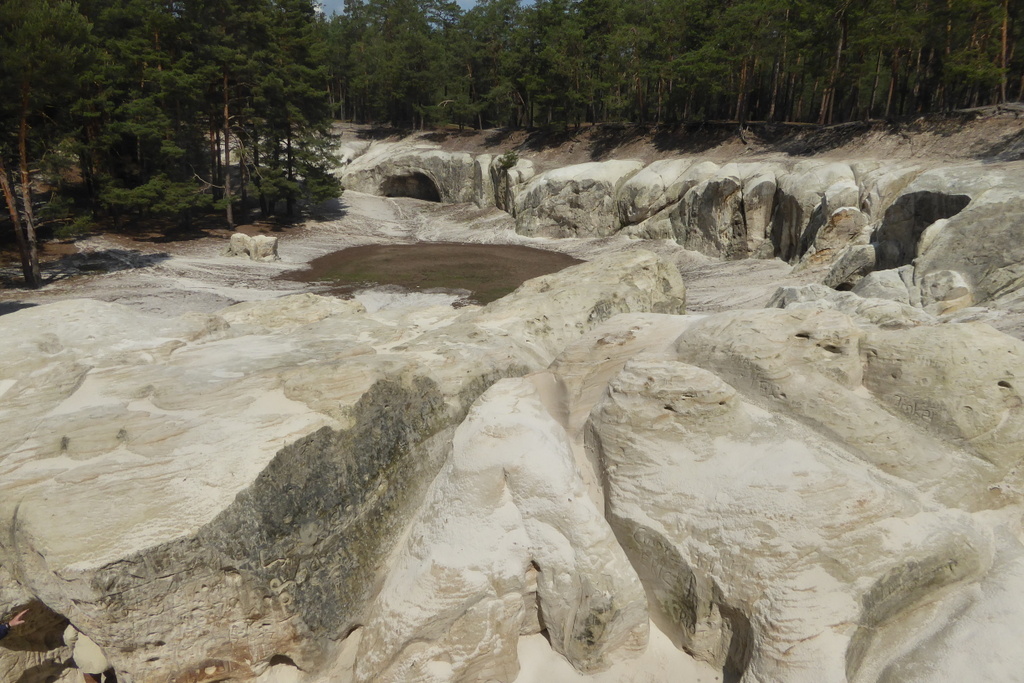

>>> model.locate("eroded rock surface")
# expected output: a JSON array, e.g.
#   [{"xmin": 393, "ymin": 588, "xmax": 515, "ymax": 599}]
[
  {"xmin": 335, "ymin": 139, "xmax": 1024, "ymax": 309},
  {"xmin": 7, "ymin": 131, "xmax": 1024, "ymax": 683},
  {"xmin": 0, "ymin": 250, "xmax": 684, "ymax": 683}
]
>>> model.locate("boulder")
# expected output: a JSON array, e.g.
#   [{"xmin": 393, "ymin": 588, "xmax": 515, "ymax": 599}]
[
  {"xmin": 855, "ymin": 163, "xmax": 923, "ymax": 220},
  {"xmin": 224, "ymin": 232, "xmax": 280, "ymax": 261},
  {"xmin": 852, "ymin": 267, "xmax": 914, "ymax": 305},
  {"xmin": 823, "ymin": 243, "xmax": 879, "ymax": 289},
  {"xmin": 621, "ymin": 162, "xmax": 776, "ymax": 259},
  {"xmin": 620, "ymin": 160, "xmax": 718, "ymax": 241},
  {"xmin": 615, "ymin": 159, "xmax": 697, "ymax": 226},
  {"xmin": 919, "ymin": 269, "xmax": 973, "ymax": 314},
  {"xmin": 767, "ymin": 283, "xmax": 935, "ymax": 328},
  {"xmin": 671, "ymin": 173, "xmax": 745, "ymax": 257},
  {"xmin": 799, "ymin": 205, "xmax": 871, "ymax": 267},
  {"xmin": 514, "ymin": 160, "xmax": 645, "ymax": 237}
]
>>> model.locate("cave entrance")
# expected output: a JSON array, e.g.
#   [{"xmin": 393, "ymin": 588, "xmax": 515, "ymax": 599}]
[{"xmin": 380, "ymin": 173, "xmax": 441, "ymax": 202}]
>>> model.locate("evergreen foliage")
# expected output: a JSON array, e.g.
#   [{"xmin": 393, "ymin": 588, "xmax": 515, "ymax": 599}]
[
  {"xmin": 326, "ymin": 0, "xmax": 1024, "ymax": 128},
  {"xmin": 1, "ymin": 0, "xmax": 340, "ymax": 287},
  {"xmin": 3, "ymin": 0, "xmax": 1023, "ymax": 288}
]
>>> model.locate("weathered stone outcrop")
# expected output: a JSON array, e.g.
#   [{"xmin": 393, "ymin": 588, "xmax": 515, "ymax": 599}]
[
  {"xmin": 574, "ymin": 306, "xmax": 1024, "ymax": 683},
  {"xmin": 514, "ymin": 160, "xmax": 645, "ymax": 237},
  {"xmin": 353, "ymin": 376, "xmax": 648, "ymax": 682},
  {"xmin": 773, "ymin": 161, "xmax": 857, "ymax": 262},
  {"xmin": 768, "ymin": 282, "xmax": 935, "ymax": 328},
  {"xmin": 615, "ymin": 159, "xmax": 702, "ymax": 226},
  {"xmin": 618, "ymin": 162, "xmax": 777, "ymax": 259},
  {"xmin": 0, "ymin": 250, "xmax": 685, "ymax": 683},
  {"xmin": 489, "ymin": 155, "xmax": 535, "ymax": 213},
  {"xmin": 331, "ymin": 139, "xmax": 1024, "ymax": 307},
  {"xmin": 591, "ymin": 357, "xmax": 991, "ymax": 682},
  {"xmin": 340, "ymin": 143, "xmax": 476, "ymax": 203}
]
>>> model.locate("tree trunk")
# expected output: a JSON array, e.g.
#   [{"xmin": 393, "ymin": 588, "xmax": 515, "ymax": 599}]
[
  {"xmin": 1001, "ymin": 0, "xmax": 1009, "ymax": 103},
  {"xmin": 16, "ymin": 84, "xmax": 42, "ymax": 288},
  {"xmin": 819, "ymin": 11, "xmax": 847, "ymax": 125},
  {"xmin": 0, "ymin": 159, "xmax": 39, "ymax": 288},
  {"xmin": 868, "ymin": 49, "xmax": 882, "ymax": 119},
  {"xmin": 286, "ymin": 125, "xmax": 295, "ymax": 217},
  {"xmin": 223, "ymin": 71, "xmax": 234, "ymax": 229},
  {"xmin": 885, "ymin": 50, "xmax": 899, "ymax": 118},
  {"xmin": 736, "ymin": 59, "xmax": 749, "ymax": 125}
]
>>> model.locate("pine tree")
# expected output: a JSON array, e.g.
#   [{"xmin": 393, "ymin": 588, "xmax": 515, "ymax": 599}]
[{"xmin": 0, "ymin": 0, "xmax": 92, "ymax": 288}]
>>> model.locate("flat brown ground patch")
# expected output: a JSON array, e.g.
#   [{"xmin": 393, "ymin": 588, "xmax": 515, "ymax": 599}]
[{"xmin": 283, "ymin": 242, "xmax": 582, "ymax": 304}]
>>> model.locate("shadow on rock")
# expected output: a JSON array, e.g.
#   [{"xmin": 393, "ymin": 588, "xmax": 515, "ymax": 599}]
[
  {"xmin": 0, "ymin": 301, "xmax": 37, "ymax": 316},
  {"xmin": 310, "ymin": 197, "xmax": 349, "ymax": 221},
  {"xmin": 40, "ymin": 249, "xmax": 171, "ymax": 284}
]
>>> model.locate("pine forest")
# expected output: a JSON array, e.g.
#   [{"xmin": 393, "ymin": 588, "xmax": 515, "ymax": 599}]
[{"xmin": 1, "ymin": 0, "xmax": 1023, "ymax": 287}]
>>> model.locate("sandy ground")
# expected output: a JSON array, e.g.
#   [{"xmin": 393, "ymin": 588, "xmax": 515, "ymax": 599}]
[
  {"xmin": 514, "ymin": 623, "xmax": 722, "ymax": 683},
  {"xmin": 344, "ymin": 109, "xmax": 1024, "ymax": 175}
]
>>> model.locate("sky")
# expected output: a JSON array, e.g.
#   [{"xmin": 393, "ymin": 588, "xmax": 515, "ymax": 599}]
[{"xmin": 319, "ymin": 0, "xmax": 478, "ymax": 14}]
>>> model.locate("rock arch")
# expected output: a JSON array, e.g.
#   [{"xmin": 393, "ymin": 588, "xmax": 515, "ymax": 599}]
[{"xmin": 380, "ymin": 172, "xmax": 441, "ymax": 202}]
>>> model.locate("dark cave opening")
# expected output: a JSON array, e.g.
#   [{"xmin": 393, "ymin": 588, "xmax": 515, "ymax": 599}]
[{"xmin": 380, "ymin": 172, "xmax": 442, "ymax": 202}]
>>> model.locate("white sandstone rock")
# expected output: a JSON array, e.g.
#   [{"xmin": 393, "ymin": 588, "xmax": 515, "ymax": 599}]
[
  {"xmin": 774, "ymin": 161, "xmax": 857, "ymax": 262},
  {"xmin": 0, "ymin": 251, "xmax": 685, "ymax": 683},
  {"xmin": 615, "ymin": 159, "xmax": 696, "ymax": 226},
  {"xmin": 473, "ymin": 153, "xmax": 494, "ymax": 207},
  {"xmin": 342, "ymin": 143, "xmax": 476, "ymax": 203},
  {"xmin": 224, "ymin": 232, "xmax": 281, "ymax": 261},
  {"xmin": 768, "ymin": 283, "xmax": 935, "ymax": 328},
  {"xmin": 589, "ymin": 356, "xmax": 992, "ymax": 683},
  {"xmin": 851, "ymin": 268, "xmax": 914, "ymax": 305},
  {"xmin": 515, "ymin": 160, "xmax": 645, "ymax": 237},
  {"xmin": 491, "ymin": 155, "xmax": 535, "ymax": 214},
  {"xmin": 918, "ymin": 269, "xmax": 973, "ymax": 314},
  {"xmin": 354, "ymin": 376, "xmax": 648, "ymax": 682},
  {"xmin": 799, "ymin": 205, "xmax": 871, "ymax": 268}
]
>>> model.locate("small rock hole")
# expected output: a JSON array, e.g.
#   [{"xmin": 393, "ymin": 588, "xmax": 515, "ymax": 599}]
[{"xmin": 998, "ymin": 380, "xmax": 1012, "ymax": 389}]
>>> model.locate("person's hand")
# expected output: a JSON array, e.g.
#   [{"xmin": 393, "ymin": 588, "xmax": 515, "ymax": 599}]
[{"xmin": 8, "ymin": 609, "xmax": 28, "ymax": 627}]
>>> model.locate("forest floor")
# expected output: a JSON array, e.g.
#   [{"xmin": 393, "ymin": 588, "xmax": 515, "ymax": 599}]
[
  {"xmin": 2, "ymin": 109, "xmax": 1023, "ymax": 323},
  {"xmin": 347, "ymin": 105, "xmax": 1024, "ymax": 170}
]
